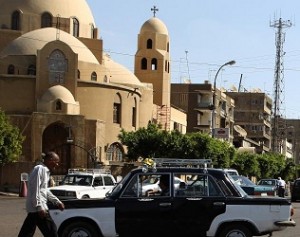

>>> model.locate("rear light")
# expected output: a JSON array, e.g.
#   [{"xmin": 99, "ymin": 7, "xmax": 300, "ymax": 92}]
[{"xmin": 291, "ymin": 206, "xmax": 295, "ymax": 217}]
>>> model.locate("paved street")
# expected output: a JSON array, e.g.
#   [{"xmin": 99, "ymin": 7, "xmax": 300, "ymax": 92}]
[{"xmin": 0, "ymin": 194, "xmax": 300, "ymax": 237}]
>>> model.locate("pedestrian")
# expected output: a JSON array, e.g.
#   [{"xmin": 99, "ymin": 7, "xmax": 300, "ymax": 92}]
[
  {"xmin": 278, "ymin": 177, "xmax": 286, "ymax": 198},
  {"xmin": 18, "ymin": 151, "xmax": 65, "ymax": 237}
]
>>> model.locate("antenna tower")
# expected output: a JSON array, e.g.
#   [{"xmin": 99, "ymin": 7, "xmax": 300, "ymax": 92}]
[{"xmin": 270, "ymin": 18, "xmax": 292, "ymax": 153}]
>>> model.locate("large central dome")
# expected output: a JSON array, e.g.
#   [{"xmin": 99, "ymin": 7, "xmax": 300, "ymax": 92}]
[{"xmin": 0, "ymin": 0, "xmax": 95, "ymax": 27}]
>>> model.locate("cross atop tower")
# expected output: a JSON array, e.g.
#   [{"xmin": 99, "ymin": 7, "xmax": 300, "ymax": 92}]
[{"xmin": 151, "ymin": 6, "xmax": 159, "ymax": 17}]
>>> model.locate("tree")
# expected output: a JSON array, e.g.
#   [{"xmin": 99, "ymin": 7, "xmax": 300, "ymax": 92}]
[{"xmin": 0, "ymin": 109, "xmax": 24, "ymax": 165}]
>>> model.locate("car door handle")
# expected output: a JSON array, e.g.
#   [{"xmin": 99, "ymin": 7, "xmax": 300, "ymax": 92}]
[
  {"xmin": 213, "ymin": 202, "xmax": 225, "ymax": 206},
  {"xmin": 138, "ymin": 198, "xmax": 154, "ymax": 201},
  {"xmin": 159, "ymin": 202, "xmax": 172, "ymax": 207},
  {"xmin": 187, "ymin": 198, "xmax": 202, "ymax": 201}
]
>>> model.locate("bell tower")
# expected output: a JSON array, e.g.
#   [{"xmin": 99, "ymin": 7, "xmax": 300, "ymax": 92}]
[{"xmin": 134, "ymin": 6, "xmax": 171, "ymax": 107}]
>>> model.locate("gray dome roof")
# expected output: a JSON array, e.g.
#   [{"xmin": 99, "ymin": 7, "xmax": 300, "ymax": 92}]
[
  {"xmin": 0, "ymin": 0, "xmax": 95, "ymax": 27},
  {"xmin": 140, "ymin": 17, "xmax": 168, "ymax": 35},
  {"xmin": 0, "ymin": 28, "xmax": 99, "ymax": 64}
]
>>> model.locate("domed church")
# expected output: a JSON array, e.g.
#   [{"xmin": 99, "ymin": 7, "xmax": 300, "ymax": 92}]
[{"xmin": 0, "ymin": 0, "xmax": 186, "ymax": 183}]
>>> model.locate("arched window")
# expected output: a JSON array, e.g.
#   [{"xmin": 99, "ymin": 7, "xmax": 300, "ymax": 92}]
[
  {"xmin": 91, "ymin": 72, "xmax": 97, "ymax": 81},
  {"xmin": 167, "ymin": 42, "xmax": 170, "ymax": 52},
  {"xmin": 41, "ymin": 12, "xmax": 52, "ymax": 28},
  {"xmin": 73, "ymin": 18, "xmax": 79, "ymax": 37},
  {"xmin": 141, "ymin": 58, "xmax": 147, "ymax": 70},
  {"xmin": 11, "ymin": 11, "xmax": 20, "ymax": 30},
  {"xmin": 147, "ymin": 39, "xmax": 153, "ymax": 49},
  {"xmin": 27, "ymin": 65, "xmax": 36, "ymax": 75},
  {"xmin": 167, "ymin": 62, "xmax": 170, "ymax": 73},
  {"xmin": 55, "ymin": 100, "xmax": 62, "ymax": 110},
  {"xmin": 113, "ymin": 94, "xmax": 121, "ymax": 124},
  {"xmin": 151, "ymin": 58, "xmax": 157, "ymax": 70},
  {"xmin": 48, "ymin": 49, "xmax": 67, "ymax": 84},
  {"xmin": 106, "ymin": 143, "xmax": 123, "ymax": 161},
  {"xmin": 165, "ymin": 60, "xmax": 168, "ymax": 72},
  {"xmin": 77, "ymin": 69, "xmax": 80, "ymax": 79},
  {"xmin": 7, "ymin": 64, "xmax": 15, "ymax": 74}
]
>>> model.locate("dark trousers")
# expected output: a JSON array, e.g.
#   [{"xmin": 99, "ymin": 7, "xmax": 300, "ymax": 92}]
[
  {"xmin": 18, "ymin": 212, "xmax": 58, "ymax": 237},
  {"xmin": 278, "ymin": 186, "xmax": 285, "ymax": 197}
]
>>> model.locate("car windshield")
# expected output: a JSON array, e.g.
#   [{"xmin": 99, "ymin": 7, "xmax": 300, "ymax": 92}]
[{"xmin": 228, "ymin": 176, "xmax": 250, "ymax": 197}]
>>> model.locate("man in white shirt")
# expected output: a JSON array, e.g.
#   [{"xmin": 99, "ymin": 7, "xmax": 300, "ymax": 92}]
[
  {"xmin": 18, "ymin": 151, "xmax": 65, "ymax": 237},
  {"xmin": 278, "ymin": 177, "xmax": 286, "ymax": 197}
]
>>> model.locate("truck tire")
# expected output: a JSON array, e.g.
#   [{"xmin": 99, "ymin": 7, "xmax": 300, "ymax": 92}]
[
  {"xmin": 219, "ymin": 224, "xmax": 252, "ymax": 237},
  {"xmin": 61, "ymin": 221, "xmax": 99, "ymax": 237}
]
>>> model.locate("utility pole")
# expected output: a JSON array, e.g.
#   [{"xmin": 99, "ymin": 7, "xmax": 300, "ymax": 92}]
[{"xmin": 270, "ymin": 18, "xmax": 292, "ymax": 153}]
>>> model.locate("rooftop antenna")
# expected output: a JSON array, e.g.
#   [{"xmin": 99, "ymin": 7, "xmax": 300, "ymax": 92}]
[{"xmin": 185, "ymin": 50, "xmax": 191, "ymax": 83}]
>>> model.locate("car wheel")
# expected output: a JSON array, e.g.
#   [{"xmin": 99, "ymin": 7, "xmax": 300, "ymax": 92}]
[
  {"xmin": 82, "ymin": 195, "xmax": 90, "ymax": 199},
  {"xmin": 219, "ymin": 224, "xmax": 251, "ymax": 237},
  {"xmin": 60, "ymin": 221, "xmax": 99, "ymax": 237}
]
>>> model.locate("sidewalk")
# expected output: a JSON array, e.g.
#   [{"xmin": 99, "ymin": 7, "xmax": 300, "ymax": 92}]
[{"xmin": 0, "ymin": 191, "xmax": 19, "ymax": 197}]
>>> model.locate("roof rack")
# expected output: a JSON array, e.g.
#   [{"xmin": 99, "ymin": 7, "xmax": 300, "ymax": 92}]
[
  {"xmin": 152, "ymin": 158, "xmax": 212, "ymax": 168},
  {"xmin": 68, "ymin": 168, "xmax": 111, "ymax": 174}
]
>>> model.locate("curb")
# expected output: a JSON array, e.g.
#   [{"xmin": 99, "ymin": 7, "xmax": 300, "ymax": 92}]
[{"xmin": 0, "ymin": 191, "xmax": 19, "ymax": 197}]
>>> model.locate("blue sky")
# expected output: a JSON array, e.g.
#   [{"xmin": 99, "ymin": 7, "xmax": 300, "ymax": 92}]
[{"xmin": 86, "ymin": 0, "xmax": 300, "ymax": 118}]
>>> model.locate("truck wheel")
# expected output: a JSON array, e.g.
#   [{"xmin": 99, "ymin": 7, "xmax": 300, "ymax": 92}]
[
  {"xmin": 61, "ymin": 221, "xmax": 98, "ymax": 237},
  {"xmin": 219, "ymin": 224, "xmax": 251, "ymax": 237}
]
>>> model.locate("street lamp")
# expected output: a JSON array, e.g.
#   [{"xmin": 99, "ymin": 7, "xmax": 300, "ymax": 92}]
[{"xmin": 212, "ymin": 60, "xmax": 236, "ymax": 138}]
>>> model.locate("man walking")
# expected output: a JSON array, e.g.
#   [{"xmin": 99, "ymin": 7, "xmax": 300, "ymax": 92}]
[
  {"xmin": 18, "ymin": 151, "xmax": 65, "ymax": 237},
  {"xmin": 278, "ymin": 177, "xmax": 286, "ymax": 198}
]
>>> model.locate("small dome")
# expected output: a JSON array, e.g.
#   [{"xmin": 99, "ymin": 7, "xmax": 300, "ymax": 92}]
[
  {"xmin": 140, "ymin": 17, "xmax": 168, "ymax": 35},
  {"xmin": 0, "ymin": 28, "xmax": 99, "ymax": 64},
  {"xmin": 41, "ymin": 85, "xmax": 76, "ymax": 104},
  {"xmin": 103, "ymin": 55, "xmax": 143, "ymax": 87}
]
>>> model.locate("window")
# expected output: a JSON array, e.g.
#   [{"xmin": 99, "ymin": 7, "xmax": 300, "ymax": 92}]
[
  {"xmin": 73, "ymin": 18, "xmax": 79, "ymax": 37},
  {"xmin": 151, "ymin": 58, "xmax": 157, "ymax": 70},
  {"xmin": 7, "ymin": 64, "xmax": 15, "ymax": 74},
  {"xmin": 113, "ymin": 93, "xmax": 122, "ymax": 124},
  {"xmin": 48, "ymin": 49, "xmax": 67, "ymax": 84},
  {"xmin": 141, "ymin": 58, "xmax": 147, "ymax": 70},
  {"xmin": 91, "ymin": 72, "xmax": 97, "ymax": 81},
  {"xmin": 132, "ymin": 107, "xmax": 136, "ymax": 127},
  {"xmin": 167, "ymin": 42, "xmax": 169, "ymax": 52},
  {"xmin": 55, "ymin": 100, "xmax": 62, "ymax": 111},
  {"xmin": 77, "ymin": 69, "xmax": 80, "ymax": 79},
  {"xmin": 41, "ymin": 12, "xmax": 52, "ymax": 28},
  {"xmin": 147, "ymin": 39, "xmax": 153, "ymax": 49},
  {"xmin": 11, "ymin": 11, "xmax": 20, "ymax": 30},
  {"xmin": 106, "ymin": 143, "xmax": 123, "ymax": 161},
  {"xmin": 27, "ymin": 65, "xmax": 36, "ymax": 75},
  {"xmin": 113, "ymin": 103, "xmax": 121, "ymax": 124},
  {"xmin": 174, "ymin": 173, "xmax": 223, "ymax": 197}
]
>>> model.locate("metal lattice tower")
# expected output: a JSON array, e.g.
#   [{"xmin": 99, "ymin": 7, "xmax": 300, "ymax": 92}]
[{"xmin": 270, "ymin": 18, "xmax": 292, "ymax": 153}]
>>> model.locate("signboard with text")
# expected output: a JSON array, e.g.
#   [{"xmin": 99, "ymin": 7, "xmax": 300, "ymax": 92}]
[{"xmin": 213, "ymin": 128, "xmax": 230, "ymax": 139}]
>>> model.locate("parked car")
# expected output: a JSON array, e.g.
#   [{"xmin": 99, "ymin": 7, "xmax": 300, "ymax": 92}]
[
  {"xmin": 257, "ymin": 178, "xmax": 279, "ymax": 195},
  {"xmin": 49, "ymin": 158, "xmax": 295, "ymax": 237},
  {"xmin": 49, "ymin": 168, "xmax": 116, "ymax": 199},
  {"xmin": 231, "ymin": 175, "xmax": 277, "ymax": 196},
  {"xmin": 291, "ymin": 178, "xmax": 300, "ymax": 202}
]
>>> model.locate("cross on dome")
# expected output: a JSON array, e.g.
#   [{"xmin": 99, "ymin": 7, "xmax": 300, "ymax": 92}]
[{"xmin": 151, "ymin": 6, "xmax": 159, "ymax": 17}]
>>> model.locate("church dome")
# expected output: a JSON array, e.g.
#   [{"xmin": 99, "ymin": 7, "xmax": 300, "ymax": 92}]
[
  {"xmin": 41, "ymin": 85, "xmax": 76, "ymax": 103},
  {"xmin": 0, "ymin": 28, "xmax": 99, "ymax": 64},
  {"xmin": 0, "ymin": 0, "xmax": 95, "ymax": 28},
  {"xmin": 140, "ymin": 17, "xmax": 168, "ymax": 35},
  {"xmin": 103, "ymin": 54, "xmax": 143, "ymax": 87}
]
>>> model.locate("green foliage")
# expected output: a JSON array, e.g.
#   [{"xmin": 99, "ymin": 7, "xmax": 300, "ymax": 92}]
[{"xmin": 0, "ymin": 109, "xmax": 24, "ymax": 165}]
